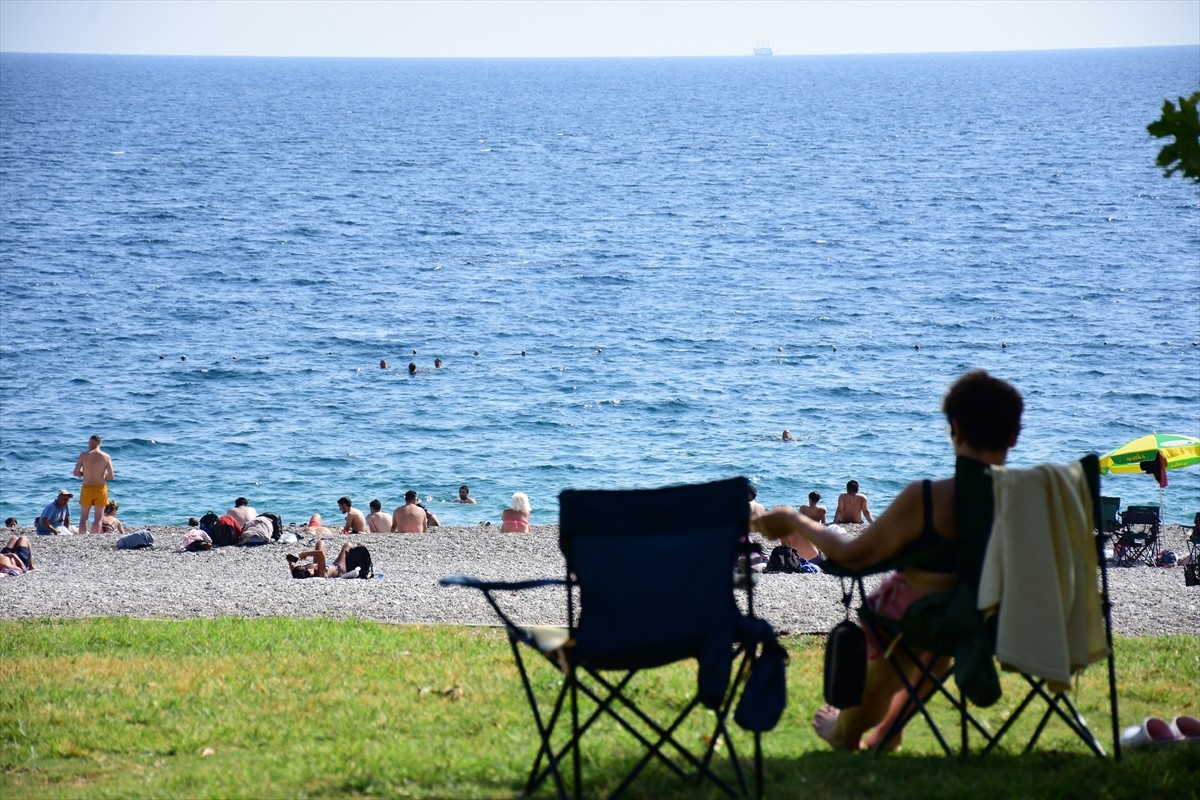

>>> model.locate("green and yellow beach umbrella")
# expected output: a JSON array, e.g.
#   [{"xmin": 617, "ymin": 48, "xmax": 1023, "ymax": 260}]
[{"xmin": 1098, "ymin": 433, "xmax": 1200, "ymax": 478}]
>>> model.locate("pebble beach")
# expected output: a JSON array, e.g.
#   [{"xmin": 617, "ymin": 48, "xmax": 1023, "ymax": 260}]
[{"xmin": 2, "ymin": 524, "xmax": 1196, "ymax": 637}]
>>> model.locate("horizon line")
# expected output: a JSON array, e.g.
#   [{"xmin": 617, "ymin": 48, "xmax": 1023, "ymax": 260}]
[{"xmin": 2, "ymin": 42, "xmax": 1196, "ymax": 60}]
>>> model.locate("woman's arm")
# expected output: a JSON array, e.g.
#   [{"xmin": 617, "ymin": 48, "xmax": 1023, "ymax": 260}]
[{"xmin": 753, "ymin": 482, "xmax": 925, "ymax": 571}]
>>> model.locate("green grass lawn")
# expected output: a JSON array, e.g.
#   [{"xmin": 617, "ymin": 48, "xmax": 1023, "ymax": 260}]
[{"xmin": 1, "ymin": 618, "xmax": 1196, "ymax": 799}]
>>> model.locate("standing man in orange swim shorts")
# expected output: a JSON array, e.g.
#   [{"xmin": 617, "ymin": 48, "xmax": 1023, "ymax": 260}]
[{"xmin": 73, "ymin": 435, "xmax": 114, "ymax": 535}]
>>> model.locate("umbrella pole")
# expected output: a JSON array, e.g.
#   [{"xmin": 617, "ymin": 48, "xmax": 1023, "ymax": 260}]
[{"xmin": 1159, "ymin": 485, "xmax": 1164, "ymax": 550}]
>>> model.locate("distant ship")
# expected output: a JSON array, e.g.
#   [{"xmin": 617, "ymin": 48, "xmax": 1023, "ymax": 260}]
[{"xmin": 753, "ymin": 40, "xmax": 773, "ymax": 56}]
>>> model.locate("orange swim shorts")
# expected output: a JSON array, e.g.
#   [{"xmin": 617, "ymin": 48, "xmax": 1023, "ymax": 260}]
[{"xmin": 80, "ymin": 483, "xmax": 109, "ymax": 509}]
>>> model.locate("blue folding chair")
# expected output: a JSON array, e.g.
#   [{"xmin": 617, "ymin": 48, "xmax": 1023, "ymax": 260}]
[{"xmin": 441, "ymin": 476, "xmax": 783, "ymax": 799}]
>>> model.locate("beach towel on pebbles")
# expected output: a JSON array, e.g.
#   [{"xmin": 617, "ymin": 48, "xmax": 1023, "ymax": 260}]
[
  {"xmin": 237, "ymin": 516, "xmax": 273, "ymax": 546},
  {"xmin": 182, "ymin": 530, "xmax": 212, "ymax": 551},
  {"xmin": 116, "ymin": 530, "xmax": 155, "ymax": 549}
]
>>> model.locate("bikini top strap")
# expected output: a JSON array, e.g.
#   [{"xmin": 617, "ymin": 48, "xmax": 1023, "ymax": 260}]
[{"xmin": 922, "ymin": 479, "xmax": 933, "ymax": 533}]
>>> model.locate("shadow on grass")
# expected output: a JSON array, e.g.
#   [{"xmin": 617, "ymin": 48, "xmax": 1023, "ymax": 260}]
[{"xmin": 503, "ymin": 746, "xmax": 1197, "ymax": 800}]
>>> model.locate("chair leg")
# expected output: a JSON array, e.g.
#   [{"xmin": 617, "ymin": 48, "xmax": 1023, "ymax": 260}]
[
  {"xmin": 593, "ymin": 671, "xmax": 741, "ymax": 798},
  {"xmin": 507, "ymin": 637, "xmax": 571, "ymax": 799}
]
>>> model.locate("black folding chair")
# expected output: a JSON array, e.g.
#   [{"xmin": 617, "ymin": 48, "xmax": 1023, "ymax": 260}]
[
  {"xmin": 825, "ymin": 455, "xmax": 1120, "ymax": 759},
  {"xmin": 440, "ymin": 477, "xmax": 783, "ymax": 799},
  {"xmin": 1113, "ymin": 504, "xmax": 1160, "ymax": 567},
  {"xmin": 1099, "ymin": 496, "xmax": 1121, "ymax": 534}
]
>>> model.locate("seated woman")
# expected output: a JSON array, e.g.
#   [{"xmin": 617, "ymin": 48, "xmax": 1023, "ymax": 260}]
[
  {"xmin": 286, "ymin": 540, "xmax": 353, "ymax": 579},
  {"xmin": 0, "ymin": 535, "xmax": 34, "ymax": 576},
  {"xmin": 752, "ymin": 369, "xmax": 1023, "ymax": 751},
  {"xmin": 500, "ymin": 492, "xmax": 532, "ymax": 533},
  {"xmin": 101, "ymin": 502, "xmax": 127, "ymax": 536}
]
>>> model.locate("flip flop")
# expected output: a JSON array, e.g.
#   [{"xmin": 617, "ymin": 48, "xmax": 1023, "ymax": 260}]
[
  {"xmin": 1121, "ymin": 717, "xmax": 1180, "ymax": 748},
  {"xmin": 1171, "ymin": 715, "xmax": 1200, "ymax": 742}
]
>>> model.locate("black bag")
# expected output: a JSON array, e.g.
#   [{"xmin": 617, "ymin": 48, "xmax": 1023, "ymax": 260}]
[
  {"xmin": 345, "ymin": 545, "xmax": 373, "ymax": 579},
  {"xmin": 1185, "ymin": 560, "xmax": 1200, "ymax": 587},
  {"xmin": 765, "ymin": 544, "xmax": 803, "ymax": 573},
  {"xmin": 734, "ymin": 638, "xmax": 789, "ymax": 732},
  {"xmin": 261, "ymin": 513, "xmax": 284, "ymax": 541},
  {"xmin": 824, "ymin": 619, "xmax": 867, "ymax": 708},
  {"xmin": 197, "ymin": 512, "xmax": 219, "ymax": 534}
]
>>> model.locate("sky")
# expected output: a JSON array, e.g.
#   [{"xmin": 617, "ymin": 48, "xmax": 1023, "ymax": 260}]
[{"xmin": 0, "ymin": 0, "xmax": 1197, "ymax": 59}]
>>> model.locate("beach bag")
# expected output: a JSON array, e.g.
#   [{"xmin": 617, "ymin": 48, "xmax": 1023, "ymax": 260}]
[
  {"xmin": 823, "ymin": 619, "xmax": 867, "ymax": 708},
  {"xmin": 734, "ymin": 637, "xmax": 789, "ymax": 732},
  {"xmin": 765, "ymin": 544, "xmax": 803, "ymax": 573},
  {"xmin": 183, "ymin": 529, "xmax": 213, "ymax": 552},
  {"xmin": 344, "ymin": 545, "xmax": 373, "ymax": 579},
  {"xmin": 198, "ymin": 512, "xmax": 219, "ymax": 534},
  {"xmin": 116, "ymin": 530, "xmax": 155, "ymax": 549},
  {"xmin": 210, "ymin": 515, "xmax": 242, "ymax": 548},
  {"xmin": 261, "ymin": 513, "xmax": 284, "ymax": 541}
]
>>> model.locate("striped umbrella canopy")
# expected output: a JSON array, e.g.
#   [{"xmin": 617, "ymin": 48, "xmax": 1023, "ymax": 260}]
[{"xmin": 1098, "ymin": 433, "xmax": 1200, "ymax": 476}]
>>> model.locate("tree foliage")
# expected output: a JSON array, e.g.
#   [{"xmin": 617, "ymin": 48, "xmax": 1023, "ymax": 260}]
[{"xmin": 1148, "ymin": 92, "xmax": 1200, "ymax": 183}]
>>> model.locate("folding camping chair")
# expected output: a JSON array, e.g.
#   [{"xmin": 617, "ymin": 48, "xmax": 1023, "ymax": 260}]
[
  {"xmin": 1098, "ymin": 496, "xmax": 1121, "ymax": 534},
  {"xmin": 440, "ymin": 477, "xmax": 784, "ymax": 799},
  {"xmin": 1185, "ymin": 513, "xmax": 1200, "ymax": 587},
  {"xmin": 1112, "ymin": 504, "xmax": 1161, "ymax": 567},
  {"xmin": 824, "ymin": 455, "xmax": 1120, "ymax": 759}
]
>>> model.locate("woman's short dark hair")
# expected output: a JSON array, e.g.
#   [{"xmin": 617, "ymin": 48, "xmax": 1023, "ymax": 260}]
[
  {"xmin": 291, "ymin": 565, "xmax": 312, "ymax": 579},
  {"xmin": 942, "ymin": 370, "xmax": 1023, "ymax": 451}
]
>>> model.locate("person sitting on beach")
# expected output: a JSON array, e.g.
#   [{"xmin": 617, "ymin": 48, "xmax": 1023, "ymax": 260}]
[
  {"xmin": 36, "ymin": 489, "xmax": 75, "ymax": 536},
  {"xmin": 833, "ymin": 480, "xmax": 874, "ymax": 524},
  {"xmin": 366, "ymin": 499, "xmax": 391, "ymax": 532},
  {"xmin": 500, "ymin": 492, "xmax": 532, "ymax": 533},
  {"xmin": 778, "ymin": 492, "xmax": 830, "ymax": 564},
  {"xmin": 419, "ymin": 498, "xmax": 441, "ymax": 530},
  {"xmin": 226, "ymin": 497, "xmax": 258, "ymax": 528},
  {"xmin": 338, "ymin": 496, "xmax": 367, "ymax": 534},
  {"xmin": 752, "ymin": 369, "xmax": 1023, "ymax": 752},
  {"xmin": 748, "ymin": 487, "xmax": 767, "ymax": 520},
  {"xmin": 5, "ymin": 518, "xmax": 18, "ymax": 529},
  {"xmin": 286, "ymin": 540, "xmax": 353, "ymax": 579},
  {"xmin": 0, "ymin": 535, "xmax": 34, "ymax": 576},
  {"xmin": 74, "ymin": 434, "xmax": 114, "ymax": 535},
  {"xmin": 800, "ymin": 491, "xmax": 827, "ymax": 525},
  {"xmin": 100, "ymin": 501, "xmax": 127, "ymax": 536},
  {"xmin": 454, "ymin": 485, "xmax": 477, "ymax": 504},
  {"xmin": 391, "ymin": 491, "xmax": 428, "ymax": 533}
]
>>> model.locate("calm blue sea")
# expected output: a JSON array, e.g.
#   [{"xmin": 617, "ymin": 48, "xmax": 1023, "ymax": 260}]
[{"xmin": 1, "ymin": 48, "xmax": 1198, "ymax": 527}]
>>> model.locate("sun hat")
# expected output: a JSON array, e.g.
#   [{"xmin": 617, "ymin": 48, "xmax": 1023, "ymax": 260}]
[{"xmin": 58, "ymin": 488, "xmax": 73, "ymax": 497}]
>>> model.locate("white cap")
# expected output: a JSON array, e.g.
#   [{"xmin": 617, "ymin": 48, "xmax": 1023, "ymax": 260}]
[{"xmin": 58, "ymin": 488, "xmax": 74, "ymax": 497}]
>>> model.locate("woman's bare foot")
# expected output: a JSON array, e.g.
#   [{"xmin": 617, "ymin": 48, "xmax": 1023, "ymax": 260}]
[{"xmin": 813, "ymin": 704, "xmax": 853, "ymax": 750}]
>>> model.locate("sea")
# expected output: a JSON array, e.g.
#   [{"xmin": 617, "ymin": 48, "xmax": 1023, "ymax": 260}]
[{"xmin": 1, "ymin": 47, "xmax": 1198, "ymax": 528}]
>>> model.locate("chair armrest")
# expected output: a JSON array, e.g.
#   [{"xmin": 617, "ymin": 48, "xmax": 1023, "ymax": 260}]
[
  {"xmin": 440, "ymin": 575, "xmax": 569, "ymax": 643},
  {"xmin": 440, "ymin": 575, "xmax": 566, "ymax": 591}
]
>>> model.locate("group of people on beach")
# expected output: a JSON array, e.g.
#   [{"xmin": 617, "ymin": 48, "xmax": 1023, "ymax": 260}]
[{"xmin": 9, "ymin": 368, "xmax": 1044, "ymax": 758}]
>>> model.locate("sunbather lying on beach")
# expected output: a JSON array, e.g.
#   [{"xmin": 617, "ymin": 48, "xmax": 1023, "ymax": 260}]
[
  {"xmin": 0, "ymin": 535, "xmax": 34, "ymax": 576},
  {"xmin": 286, "ymin": 540, "xmax": 352, "ymax": 579}
]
